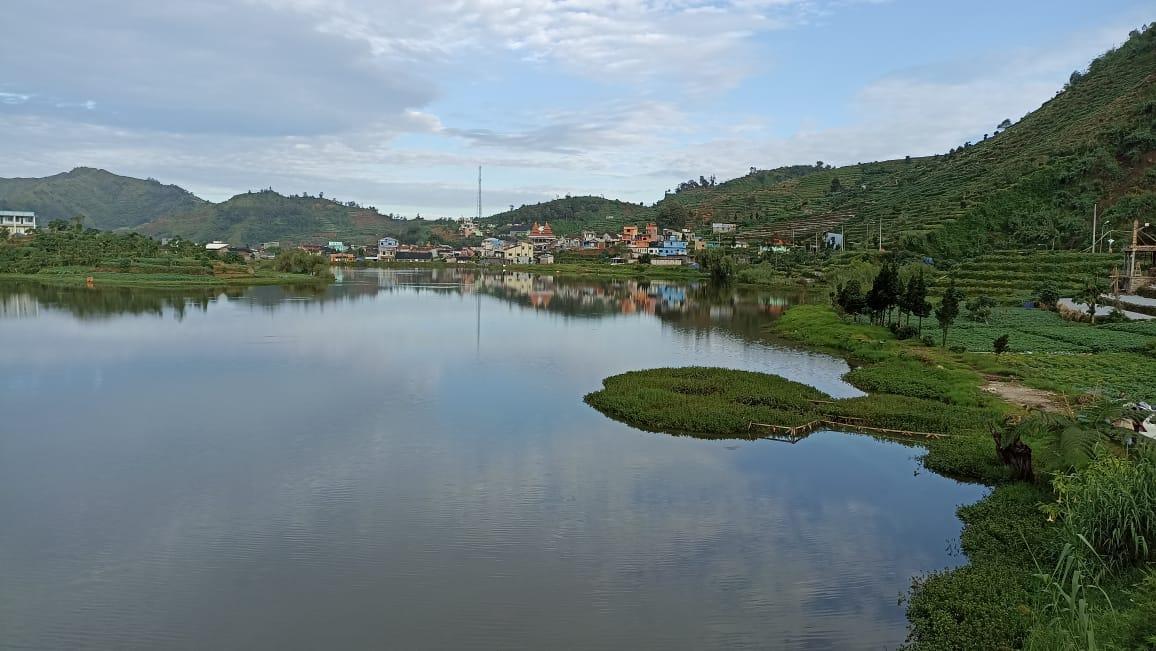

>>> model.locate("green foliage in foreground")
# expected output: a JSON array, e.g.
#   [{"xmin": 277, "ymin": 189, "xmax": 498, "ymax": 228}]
[{"xmin": 1049, "ymin": 454, "xmax": 1156, "ymax": 569}]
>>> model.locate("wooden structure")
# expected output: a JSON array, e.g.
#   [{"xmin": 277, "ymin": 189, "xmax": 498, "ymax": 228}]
[{"xmin": 1123, "ymin": 219, "xmax": 1156, "ymax": 293}]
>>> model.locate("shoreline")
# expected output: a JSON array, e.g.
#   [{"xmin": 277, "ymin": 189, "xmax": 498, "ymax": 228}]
[{"xmin": 0, "ymin": 270, "xmax": 330, "ymax": 289}]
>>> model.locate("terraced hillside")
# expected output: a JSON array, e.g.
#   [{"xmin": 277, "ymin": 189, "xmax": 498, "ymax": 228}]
[
  {"xmin": 654, "ymin": 24, "xmax": 1156, "ymax": 257},
  {"xmin": 928, "ymin": 251, "xmax": 1125, "ymax": 301}
]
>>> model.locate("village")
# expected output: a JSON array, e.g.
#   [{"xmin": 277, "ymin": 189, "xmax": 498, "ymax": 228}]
[{"xmin": 197, "ymin": 219, "xmax": 779, "ymax": 267}]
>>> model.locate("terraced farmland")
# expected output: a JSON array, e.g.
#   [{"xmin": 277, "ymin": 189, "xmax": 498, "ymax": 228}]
[{"xmin": 929, "ymin": 251, "xmax": 1125, "ymax": 301}]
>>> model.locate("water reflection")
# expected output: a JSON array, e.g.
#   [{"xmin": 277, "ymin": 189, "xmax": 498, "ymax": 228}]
[
  {"xmin": 1, "ymin": 269, "xmax": 805, "ymax": 344},
  {"xmin": 0, "ymin": 270, "xmax": 982, "ymax": 650}
]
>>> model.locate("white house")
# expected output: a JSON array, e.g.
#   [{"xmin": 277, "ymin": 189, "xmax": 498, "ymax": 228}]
[
  {"xmin": 0, "ymin": 211, "xmax": 36, "ymax": 235},
  {"xmin": 378, "ymin": 237, "xmax": 400, "ymax": 259},
  {"xmin": 205, "ymin": 241, "xmax": 230, "ymax": 253},
  {"xmin": 711, "ymin": 223, "xmax": 737, "ymax": 234}
]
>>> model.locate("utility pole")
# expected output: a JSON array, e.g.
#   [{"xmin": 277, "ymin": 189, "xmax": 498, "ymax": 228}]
[
  {"xmin": 1091, "ymin": 203, "xmax": 1097, "ymax": 253},
  {"xmin": 878, "ymin": 218, "xmax": 883, "ymax": 252},
  {"xmin": 477, "ymin": 166, "xmax": 482, "ymax": 222}
]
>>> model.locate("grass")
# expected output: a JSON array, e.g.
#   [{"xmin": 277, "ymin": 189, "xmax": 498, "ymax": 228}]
[
  {"xmin": 948, "ymin": 308, "xmax": 1153, "ymax": 353},
  {"xmin": 583, "ymin": 367, "xmax": 826, "ymax": 437}
]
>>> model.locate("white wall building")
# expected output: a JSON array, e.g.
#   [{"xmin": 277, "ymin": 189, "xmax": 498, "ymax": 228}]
[{"xmin": 0, "ymin": 211, "xmax": 36, "ymax": 235}]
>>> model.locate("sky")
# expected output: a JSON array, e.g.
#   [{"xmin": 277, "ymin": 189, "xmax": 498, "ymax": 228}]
[{"xmin": 1, "ymin": 1, "xmax": 1152, "ymax": 218}]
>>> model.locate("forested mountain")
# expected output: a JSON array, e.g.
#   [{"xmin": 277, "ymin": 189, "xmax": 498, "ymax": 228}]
[
  {"xmin": 0, "ymin": 167, "xmax": 205, "ymax": 230},
  {"xmin": 135, "ymin": 190, "xmax": 430, "ymax": 245}
]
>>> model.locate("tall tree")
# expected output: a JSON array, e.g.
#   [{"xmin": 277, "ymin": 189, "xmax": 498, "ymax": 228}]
[
  {"xmin": 909, "ymin": 271, "xmax": 932, "ymax": 332},
  {"xmin": 935, "ymin": 279, "xmax": 965, "ymax": 347},
  {"xmin": 835, "ymin": 280, "xmax": 866, "ymax": 322}
]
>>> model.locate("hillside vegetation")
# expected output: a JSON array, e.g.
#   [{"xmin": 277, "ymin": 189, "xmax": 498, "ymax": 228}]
[
  {"xmin": 135, "ymin": 190, "xmax": 434, "ymax": 245},
  {"xmin": 483, "ymin": 196, "xmax": 652, "ymax": 236},
  {"xmin": 659, "ymin": 25, "xmax": 1156, "ymax": 257},
  {"xmin": 2, "ymin": 26, "xmax": 1153, "ymax": 255},
  {"xmin": 480, "ymin": 26, "xmax": 1156, "ymax": 258},
  {"xmin": 0, "ymin": 167, "xmax": 205, "ymax": 231}
]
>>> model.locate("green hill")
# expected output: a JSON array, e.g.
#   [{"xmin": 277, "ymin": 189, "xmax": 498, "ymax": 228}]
[
  {"xmin": 136, "ymin": 190, "xmax": 431, "ymax": 245},
  {"xmin": 650, "ymin": 25, "xmax": 1156, "ymax": 257},
  {"xmin": 0, "ymin": 167, "xmax": 206, "ymax": 231},
  {"xmin": 482, "ymin": 196, "xmax": 653, "ymax": 236}
]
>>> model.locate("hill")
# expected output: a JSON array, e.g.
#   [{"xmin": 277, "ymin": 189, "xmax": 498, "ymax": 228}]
[
  {"xmin": 0, "ymin": 167, "xmax": 206, "ymax": 231},
  {"xmin": 136, "ymin": 190, "xmax": 431, "ymax": 245},
  {"xmin": 482, "ymin": 196, "xmax": 652, "ymax": 236},
  {"xmin": 648, "ymin": 24, "xmax": 1156, "ymax": 257}
]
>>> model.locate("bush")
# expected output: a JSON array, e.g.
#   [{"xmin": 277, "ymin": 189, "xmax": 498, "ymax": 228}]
[
  {"xmin": 1048, "ymin": 455, "xmax": 1156, "ymax": 567},
  {"xmin": 921, "ymin": 334, "xmax": 936, "ymax": 347},
  {"xmin": 889, "ymin": 323, "xmax": 919, "ymax": 340},
  {"xmin": 993, "ymin": 334, "xmax": 1010, "ymax": 355}
]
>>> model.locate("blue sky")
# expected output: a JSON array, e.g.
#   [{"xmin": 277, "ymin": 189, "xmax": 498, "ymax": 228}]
[{"xmin": 1, "ymin": 0, "xmax": 1151, "ymax": 217}]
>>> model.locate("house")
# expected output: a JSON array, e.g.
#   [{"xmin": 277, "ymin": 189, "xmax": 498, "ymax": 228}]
[
  {"xmin": 650, "ymin": 256, "xmax": 687, "ymax": 267},
  {"xmin": 500, "ymin": 241, "xmax": 535, "ymax": 264},
  {"xmin": 528, "ymin": 222, "xmax": 557, "ymax": 244},
  {"xmin": 825, "ymin": 232, "xmax": 845, "ymax": 250},
  {"xmin": 0, "ymin": 211, "xmax": 36, "ymax": 235},
  {"xmin": 329, "ymin": 252, "xmax": 356, "ymax": 264},
  {"xmin": 629, "ymin": 240, "xmax": 651, "ymax": 257},
  {"xmin": 299, "ymin": 244, "xmax": 325, "ymax": 254},
  {"xmin": 712, "ymin": 223, "xmax": 737, "ymax": 234},
  {"xmin": 328, "ymin": 241, "xmax": 348, "ymax": 253},
  {"xmin": 377, "ymin": 237, "xmax": 399, "ymax": 260},
  {"xmin": 230, "ymin": 246, "xmax": 255, "ymax": 260},
  {"xmin": 458, "ymin": 219, "xmax": 481, "ymax": 237},
  {"xmin": 621, "ymin": 225, "xmax": 639, "ymax": 240},
  {"xmin": 205, "ymin": 241, "xmax": 231, "ymax": 254},
  {"xmin": 645, "ymin": 223, "xmax": 659, "ymax": 242},
  {"xmin": 649, "ymin": 236, "xmax": 689, "ymax": 257},
  {"xmin": 537, "ymin": 253, "xmax": 555, "ymax": 265}
]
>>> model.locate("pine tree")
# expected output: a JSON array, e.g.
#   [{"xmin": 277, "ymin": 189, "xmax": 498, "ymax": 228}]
[{"xmin": 936, "ymin": 279, "xmax": 965, "ymax": 347}]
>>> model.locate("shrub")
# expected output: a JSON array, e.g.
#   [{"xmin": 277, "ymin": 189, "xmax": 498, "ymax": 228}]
[
  {"xmin": 921, "ymin": 334, "xmax": 936, "ymax": 347},
  {"xmin": 889, "ymin": 323, "xmax": 919, "ymax": 340},
  {"xmin": 1048, "ymin": 455, "xmax": 1156, "ymax": 567},
  {"xmin": 993, "ymin": 334, "xmax": 1010, "ymax": 355}
]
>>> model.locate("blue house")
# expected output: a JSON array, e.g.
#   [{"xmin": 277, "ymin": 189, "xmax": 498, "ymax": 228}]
[{"xmin": 648, "ymin": 237, "xmax": 689, "ymax": 257}]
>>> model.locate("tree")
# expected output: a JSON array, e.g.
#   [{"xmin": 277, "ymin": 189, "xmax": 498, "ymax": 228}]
[
  {"xmin": 1076, "ymin": 275, "xmax": 1108, "ymax": 324},
  {"xmin": 1035, "ymin": 282, "xmax": 1060, "ymax": 309},
  {"xmin": 867, "ymin": 262, "xmax": 901, "ymax": 325},
  {"xmin": 966, "ymin": 294, "xmax": 996, "ymax": 323},
  {"xmin": 998, "ymin": 118, "xmax": 1012, "ymax": 130},
  {"xmin": 697, "ymin": 249, "xmax": 735, "ymax": 284},
  {"xmin": 904, "ymin": 270, "xmax": 932, "ymax": 332},
  {"xmin": 829, "ymin": 177, "xmax": 843, "ymax": 193},
  {"xmin": 993, "ymin": 334, "xmax": 1010, "ymax": 355},
  {"xmin": 935, "ymin": 279, "xmax": 965, "ymax": 347},
  {"xmin": 990, "ymin": 415, "xmax": 1034, "ymax": 481},
  {"xmin": 834, "ymin": 279, "xmax": 866, "ymax": 321}
]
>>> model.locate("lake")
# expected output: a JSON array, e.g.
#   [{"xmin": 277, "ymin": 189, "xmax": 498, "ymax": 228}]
[{"xmin": 0, "ymin": 269, "xmax": 986, "ymax": 649}]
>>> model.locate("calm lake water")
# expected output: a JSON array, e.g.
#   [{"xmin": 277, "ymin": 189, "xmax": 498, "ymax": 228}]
[{"xmin": 0, "ymin": 269, "xmax": 985, "ymax": 650}]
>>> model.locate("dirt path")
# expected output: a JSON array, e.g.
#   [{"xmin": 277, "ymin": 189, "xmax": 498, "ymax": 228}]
[{"xmin": 982, "ymin": 378, "xmax": 1068, "ymax": 413}]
